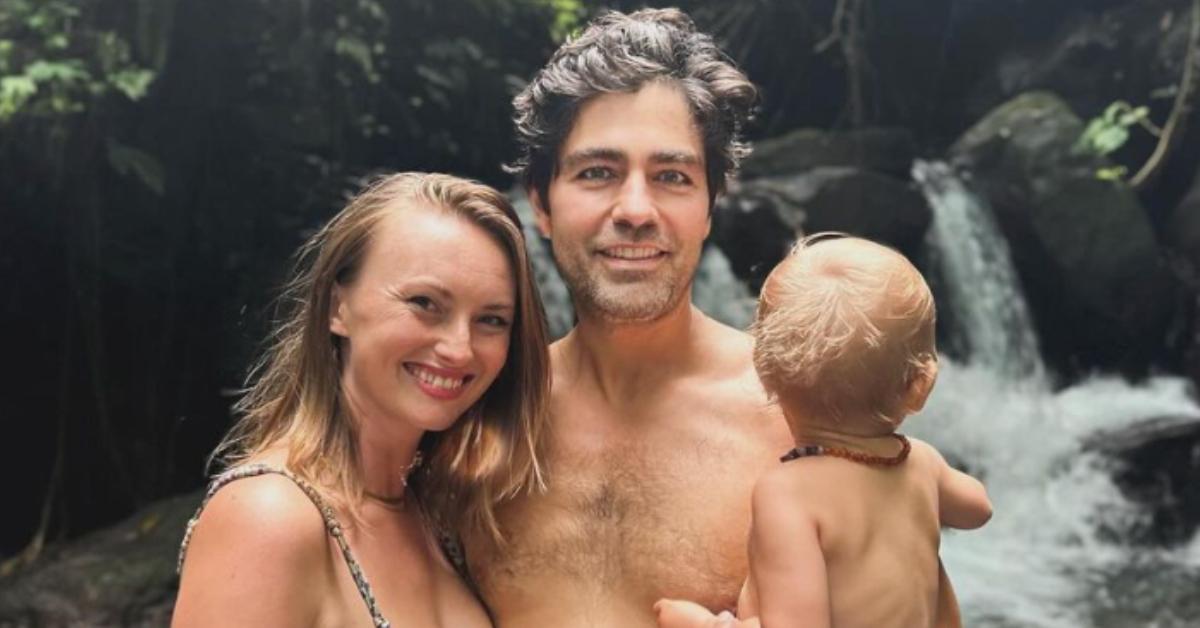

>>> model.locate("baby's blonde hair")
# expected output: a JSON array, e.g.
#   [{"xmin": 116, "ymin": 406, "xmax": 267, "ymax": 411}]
[{"xmin": 752, "ymin": 233, "xmax": 936, "ymax": 428}]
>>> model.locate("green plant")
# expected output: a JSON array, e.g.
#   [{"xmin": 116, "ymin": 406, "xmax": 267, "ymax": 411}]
[
  {"xmin": 1074, "ymin": 101, "xmax": 1157, "ymax": 157},
  {"xmin": 0, "ymin": 0, "xmax": 156, "ymax": 123}
]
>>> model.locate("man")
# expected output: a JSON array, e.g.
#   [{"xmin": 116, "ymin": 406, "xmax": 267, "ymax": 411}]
[{"xmin": 464, "ymin": 9, "xmax": 961, "ymax": 627}]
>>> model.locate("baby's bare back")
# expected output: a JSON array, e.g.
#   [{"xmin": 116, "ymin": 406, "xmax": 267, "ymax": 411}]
[{"xmin": 742, "ymin": 439, "xmax": 944, "ymax": 628}]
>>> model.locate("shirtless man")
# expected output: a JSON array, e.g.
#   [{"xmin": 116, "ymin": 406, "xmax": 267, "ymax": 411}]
[{"xmin": 463, "ymin": 9, "xmax": 961, "ymax": 627}]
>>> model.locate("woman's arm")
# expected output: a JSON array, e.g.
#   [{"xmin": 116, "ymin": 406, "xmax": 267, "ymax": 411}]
[{"xmin": 172, "ymin": 474, "xmax": 329, "ymax": 627}]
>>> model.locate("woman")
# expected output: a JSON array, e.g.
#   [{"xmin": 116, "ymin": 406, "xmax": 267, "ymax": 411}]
[{"xmin": 173, "ymin": 173, "xmax": 549, "ymax": 627}]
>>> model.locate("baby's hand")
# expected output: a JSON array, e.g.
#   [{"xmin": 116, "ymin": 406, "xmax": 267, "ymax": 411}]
[{"xmin": 653, "ymin": 599, "xmax": 736, "ymax": 628}]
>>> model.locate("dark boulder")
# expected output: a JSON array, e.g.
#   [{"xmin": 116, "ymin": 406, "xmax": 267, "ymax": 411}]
[
  {"xmin": 741, "ymin": 127, "xmax": 917, "ymax": 179},
  {"xmin": 950, "ymin": 91, "xmax": 1180, "ymax": 376},
  {"xmin": 1083, "ymin": 414, "xmax": 1200, "ymax": 545},
  {"xmin": 1165, "ymin": 173, "xmax": 1200, "ymax": 392},
  {"xmin": 0, "ymin": 491, "xmax": 199, "ymax": 627},
  {"xmin": 709, "ymin": 179, "xmax": 802, "ymax": 291},
  {"xmin": 711, "ymin": 168, "xmax": 932, "ymax": 291},
  {"xmin": 1166, "ymin": 172, "xmax": 1200, "ymax": 274}
]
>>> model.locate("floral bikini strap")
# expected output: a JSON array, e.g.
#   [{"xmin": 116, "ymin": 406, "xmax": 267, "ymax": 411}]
[{"xmin": 177, "ymin": 464, "xmax": 391, "ymax": 628}]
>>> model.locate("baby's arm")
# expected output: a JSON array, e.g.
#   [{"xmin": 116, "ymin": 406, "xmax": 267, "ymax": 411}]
[
  {"xmin": 748, "ymin": 472, "xmax": 831, "ymax": 628},
  {"xmin": 929, "ymin": 443, "xmax": 992, "ymax": 529},
  {"xmin": 654, "ymin": 600, "xmax": 748, "ymax": 628}
]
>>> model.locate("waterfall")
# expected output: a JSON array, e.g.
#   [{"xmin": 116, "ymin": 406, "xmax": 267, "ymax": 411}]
[
  {"xmin": 913, "ymin": 159, "xmax": 1044, "ymax": 380},
  {"xmin": 910, "ymin": 162, "xmax": 1200, "ymax": 627}
]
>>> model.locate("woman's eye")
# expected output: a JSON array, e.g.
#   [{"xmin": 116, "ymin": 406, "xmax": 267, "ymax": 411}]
[
  {"xmin": 479, "ymin": 314, "xmax": 511, "ymax": 329},
  {"xmin": 408, "ymin": 295, "xmax": 437, "ymax": 311}
]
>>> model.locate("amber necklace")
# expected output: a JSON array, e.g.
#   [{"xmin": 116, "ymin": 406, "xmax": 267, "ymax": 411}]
[{"xmin": 780, "ymin": 433, "xmax": 910, "ymax": 467}]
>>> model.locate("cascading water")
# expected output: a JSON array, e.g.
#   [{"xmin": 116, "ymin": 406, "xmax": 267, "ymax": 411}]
[
  {"xmin": 913, "ymin": 160, "xmax": 1044, "ymax": 380},
  {"xmin": 911, "ymin": 160, "xmax": 1200, "ymax": 627}
]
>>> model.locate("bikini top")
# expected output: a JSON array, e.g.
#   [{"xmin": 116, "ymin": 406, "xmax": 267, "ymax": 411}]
[{"xmin": 177, "ymin": 464, "xmax": 392, "ymax": 628}]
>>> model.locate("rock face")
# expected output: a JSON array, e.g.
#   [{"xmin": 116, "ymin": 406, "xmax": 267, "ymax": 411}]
[
  {"xmin": 950, "ymin": 91, "xmax": 1180, "ymax": 375},
  {"xmin": 1084, "ymin": 414, "xmax": 1200, "ymax": 545},
  {"xmin": 1165, "ymin": 175, "xmax": 1200, "ymax": 392},
  {"xmin": 711, "ymin": 166, "xmax": 932, "ymax": 291},
  {"xmin": 741, "ymin": 127, "xmax": 917, "ymax": 179},
  {"xmin": 0, "ymin": 491, "xmax": 198, "ymax": 627},
  {"xmin": 1167, "ymin": 171, "xmax": 1200, "ymax": 274}
]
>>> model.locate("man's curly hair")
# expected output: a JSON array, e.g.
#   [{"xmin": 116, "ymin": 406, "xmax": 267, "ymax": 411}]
[{"xmin": 508, "ymin": 8, "xmax": 757, "ymax": 209}]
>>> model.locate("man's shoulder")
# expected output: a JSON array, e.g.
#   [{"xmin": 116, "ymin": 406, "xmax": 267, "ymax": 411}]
[{"xmin": 695, "ymin": 313, "xmax": 756, "ymax": 376}]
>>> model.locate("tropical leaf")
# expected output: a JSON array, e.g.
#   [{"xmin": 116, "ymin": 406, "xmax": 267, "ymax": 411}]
[{"xmin": 106, "ymin": 139, "xmax": 165, "ymax": 196}]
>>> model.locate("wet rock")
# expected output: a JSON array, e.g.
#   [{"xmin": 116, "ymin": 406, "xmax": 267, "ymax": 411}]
[
  {"xmin": 1083, "ymin": 414, "xmax": 1200, "ymax": 545},
  {"xmin": 1166, "ymin": 173, "xmax": 1200, "ymax": 274},
  {"xmin": 0, "ymin": 491, "xmax": 199, "ymax": 627},
  {"xmin": 709, "ymin": 179, "xmax": 801, "ymax": 291},
  {"xmin": 741, "ymin": 127, "xmax": 917, "ymax": 179},
  {"xmin": 950, "ymin": 91, "xmax": 1180, "ymax": 376},
  {"xmin": 710, "ymin": 168, "xmax": 931, "ymax": 291},
  {"xmin": 1163, "ymin": 179, "xmax": 1200, "ymax": 393}
]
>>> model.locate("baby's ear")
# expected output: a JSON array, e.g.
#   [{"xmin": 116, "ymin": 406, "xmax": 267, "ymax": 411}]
[{"xmin": 904, "ymin": 357, "xmax": 939, "ymax": 413}]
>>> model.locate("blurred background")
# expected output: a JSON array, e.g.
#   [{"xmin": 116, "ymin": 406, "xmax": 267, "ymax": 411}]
[{"xmin": 1, "ymin": 0, "xmax": 1198, "ymax": 625}]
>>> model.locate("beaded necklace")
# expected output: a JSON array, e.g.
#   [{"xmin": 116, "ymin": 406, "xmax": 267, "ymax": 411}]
[
  {"xmin": 780, "ymin": 433, "xmax": 911, "ymax": 467},
  {"xmin": 363, "ymin": 451, "xmax": 423, "ymax": 506}
]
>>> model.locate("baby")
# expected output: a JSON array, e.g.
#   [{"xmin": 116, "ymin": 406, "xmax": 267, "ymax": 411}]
[{"xmin": 656, "ymin": 234, "xmax": 992, "ymax": 628}]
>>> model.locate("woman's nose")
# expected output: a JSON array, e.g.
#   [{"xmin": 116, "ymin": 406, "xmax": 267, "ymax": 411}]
[{"xmin": 433, "ymin": 319, "xmax": 473, "ymax": 366}]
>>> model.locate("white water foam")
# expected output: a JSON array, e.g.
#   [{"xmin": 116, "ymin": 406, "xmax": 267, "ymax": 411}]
[{"xmin": 908, "ymin": 362, "xmax": 1200, "ymax": 627}]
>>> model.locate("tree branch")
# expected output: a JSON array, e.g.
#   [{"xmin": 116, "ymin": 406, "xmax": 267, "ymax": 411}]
[{"xmin": 1132, "ymin": 0, "xmax": 1200, "ymax": 190}]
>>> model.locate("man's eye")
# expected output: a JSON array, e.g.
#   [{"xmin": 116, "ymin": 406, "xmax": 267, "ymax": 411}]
[
  {"xmin": 578, "ymin": 167, "xmax": 615, "ymax": 181},
  {"xmin": 657, "ymin": 170, "xmax": 692, "ymax": 185}
]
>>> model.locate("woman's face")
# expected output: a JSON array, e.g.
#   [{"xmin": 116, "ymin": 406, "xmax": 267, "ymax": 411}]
[{"xmin": 330, "ymin": 205, "xmax": 516, "ymax": 438}]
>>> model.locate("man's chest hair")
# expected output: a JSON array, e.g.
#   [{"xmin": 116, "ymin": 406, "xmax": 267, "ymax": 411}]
[{"xmin": 479, "ymin": 430, "xmax": 755, "ymax": 602}]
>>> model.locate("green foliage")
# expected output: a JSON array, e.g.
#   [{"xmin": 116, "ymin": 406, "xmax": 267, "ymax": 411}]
[
  {"xmin": 542, "ymin": 0, "xmax": 585, "ymax": 41},
  {"xmin": 1074, "ymin": 100, "xmax": 1162, "ymax": 182},
  {"xmin": 0, "ymin": 0, "xmax": 156, "ymax": 123},
  {"xmin": 1074, "ymin": 101, "xmax": 1152, "ymax": 157},
  {"xmin": 105, "ymin": 139, "xmax": 165, "ymax": 196}
]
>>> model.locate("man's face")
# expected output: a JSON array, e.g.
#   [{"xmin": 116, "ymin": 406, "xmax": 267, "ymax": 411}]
[{"xmin": 532, "ymin": 82, "xmax": 711, "ymax": 324}]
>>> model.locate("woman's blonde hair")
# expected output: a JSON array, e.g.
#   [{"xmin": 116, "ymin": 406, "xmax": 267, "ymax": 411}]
[
  {"xmin": 214, "ymin": 172, "xmax": 550, "ymax": 542},
  {"xmin": 752, "ymin": 233, "xmax": 936, "ymax": 427}
]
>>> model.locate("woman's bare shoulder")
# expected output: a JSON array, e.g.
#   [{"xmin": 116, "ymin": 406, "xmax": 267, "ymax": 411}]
[{"xmin": 173, "ymin": 471, "xmax": 331, "ymax": 626}]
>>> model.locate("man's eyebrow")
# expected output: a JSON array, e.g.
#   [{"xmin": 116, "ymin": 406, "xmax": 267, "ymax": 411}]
[
  {"xmin": 560, "ymin": 147, "xmax": 626, "ymax": 170},
  {"xmin": 650, "ymin": 150, "xmax": 702, "ymax": 166}
]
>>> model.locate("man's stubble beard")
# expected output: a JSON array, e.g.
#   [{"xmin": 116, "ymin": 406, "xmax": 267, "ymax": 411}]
[{"xmin": 552, "ymin": 245, "xmax": 701, "ymax": 324}]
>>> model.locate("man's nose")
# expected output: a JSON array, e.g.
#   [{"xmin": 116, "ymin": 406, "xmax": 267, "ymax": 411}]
[
  {"xmin": 611, "ymin": 175, "xmax": 656, "ymax": 231},
  {"xmin": 434, "ymin": 319, "xmax": 473, "ymax": 367}
]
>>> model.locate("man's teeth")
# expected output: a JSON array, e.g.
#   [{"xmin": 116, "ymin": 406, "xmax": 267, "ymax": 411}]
[
  {"xmin": 607, "ymin": 247, "xmax": 660, "ymax": 260},
  {"xmin": 410, "ymin": 367, "xmax": 464, "ymax": 390}
]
